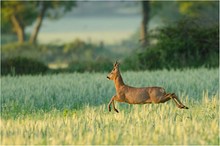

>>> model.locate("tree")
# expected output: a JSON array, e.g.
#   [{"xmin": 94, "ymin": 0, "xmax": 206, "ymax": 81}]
[
  {"xmin": 1, "ymin": 1, "xmax": 76, "ymax": 44},
  {"xmin": 1, "ymin": 1, "xmax": 37, "ymax": 43},
  {"xmin": 29, "ymin": 1, "xmax": 76, "ymax": 44},
  {"xmin": 29, "ymin": 1, "xmax": 47, "ymax": 44},
  {"xmin": 177, "ymin": 1, "xmax": 219, "ymax": 26},
  {"xmin": 140, "ymin": 1, "xmax": 150, "ymax": 47},
  {"xmin": 139, "ymin": 1, "xmax": 218, "ymax": 48}
]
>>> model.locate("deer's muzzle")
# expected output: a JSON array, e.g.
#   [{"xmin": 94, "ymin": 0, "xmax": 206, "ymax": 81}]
[{"xmin": 107, "ymin": 76, "xmax": 110, "ymax": 79}]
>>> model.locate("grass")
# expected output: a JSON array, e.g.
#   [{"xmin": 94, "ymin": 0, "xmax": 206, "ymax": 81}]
[{"xmin": 1, "ymin": 68, "xmax": 219, "ymax": 145}]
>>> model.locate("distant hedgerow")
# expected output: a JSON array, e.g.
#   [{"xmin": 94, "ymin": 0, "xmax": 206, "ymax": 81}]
[{"xmin": 1, "ymin": 57, "xmax": 48, "ymax": 75}]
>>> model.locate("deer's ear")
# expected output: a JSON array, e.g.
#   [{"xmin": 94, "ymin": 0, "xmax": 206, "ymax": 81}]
[
  {"xmin": 114, "ymin": 61, "xmax": 117, "ymax": 67},
  {"xmin": 114, "ymin": 61, "xmax": 119, "ymax": 67}
]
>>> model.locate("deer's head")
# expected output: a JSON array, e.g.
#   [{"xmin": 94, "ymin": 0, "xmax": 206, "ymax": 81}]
[{"xmin": 107, "ymin": 61, "xmax": 120, "ymax": 80}]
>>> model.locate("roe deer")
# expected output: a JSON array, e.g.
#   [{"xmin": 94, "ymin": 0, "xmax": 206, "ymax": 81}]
[{"xmin": 107, "ymin": 61, "xmax": 188, "ymax": 113}]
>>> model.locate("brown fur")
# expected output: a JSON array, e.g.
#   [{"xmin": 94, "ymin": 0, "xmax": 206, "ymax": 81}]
[{"xmin": 107, "ymin": 61, "xmax": 188, "ymax": 113}]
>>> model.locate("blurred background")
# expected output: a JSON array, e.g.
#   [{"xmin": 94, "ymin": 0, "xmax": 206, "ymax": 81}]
[{"xmin": 1, "ymin": 0, "xmax": 219, "ymax": 75}]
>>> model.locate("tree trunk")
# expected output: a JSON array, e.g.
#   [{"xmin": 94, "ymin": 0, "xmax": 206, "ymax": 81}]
[
  {"xmin": 140, "ymin": 1, "xmax": 150, "ymax": 48},
  {"xmin": 29, "ymin": 2, "xmax": 47, "ymax": 44},
  {"xmin": 11, "ymin": 14, "xmax": 25, "ymax": 43}
]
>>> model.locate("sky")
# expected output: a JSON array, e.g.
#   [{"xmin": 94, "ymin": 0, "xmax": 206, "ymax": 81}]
[{"xmin": 27, "ymin": 1, "xmax": 142, "ymax": 44}]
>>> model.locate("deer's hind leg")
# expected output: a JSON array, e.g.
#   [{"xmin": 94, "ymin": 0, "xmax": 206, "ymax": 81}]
[
  {"xmin": 171, "ymin": 93, "xmax": 188, "ymax": 109},
  {"xmin": 164, "ymin": 93, "xmax": 188, "ymax": 109},
  {"xmin": 158, "ymin": 93, "xmax": 172, "ymax": 103},
  {"xmin": 157, "ymin": 93, "xmax": 188, "ymax": 109}
]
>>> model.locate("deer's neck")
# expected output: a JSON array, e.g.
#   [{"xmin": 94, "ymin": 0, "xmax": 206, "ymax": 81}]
[{"xmin": 114, "ymin": 73, "xmax": 125, "ymax": 90}]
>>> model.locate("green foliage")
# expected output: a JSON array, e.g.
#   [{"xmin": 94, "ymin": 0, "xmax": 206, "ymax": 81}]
[
  {"xmin": 69, "ymin": 59, "xmax": 113, "ymax": 73},
  {"xmin": 1, "ymin": 1, "xmax": 76, "ymax": 30},
  {"xmin": 1, "ymin": 43, "xmax": 41, "ymax": 60},
  {"xmin": 150, "ymin": 1, "xmax": 219, "ymax": 27},
  {"xmin": 178, "ymin": 1, "xmax": 219, "ymax": 22},
  {"xmin": 1, "ymin": 1, "xmax": 37, "ymax": 32},
  {"xmin": 63, "ymin": 39, "xmax": 106, "ymax": 62},
  {"xmin": 42, "ymin": 1, "xmax": 76, "ymax": 19},
  {"xmin": 1, "ymin": 69, "xmax": 219, "ymax": 144},
  {"xmin": 123, "ymin": 18, "xmax": 219, "ymax": 70},
  {"xmin": 1, "ymin": 40, "xmax": 110, "ymax": 63},
  {"xmin": 1, "ymin": 57, "xmax": 48, "ymax": 75}
]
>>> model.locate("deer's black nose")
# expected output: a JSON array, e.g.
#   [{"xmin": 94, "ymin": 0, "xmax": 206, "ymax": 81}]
[{"xmin": 107, "ymin": 76, "xmax": 110, "ymax": 79}]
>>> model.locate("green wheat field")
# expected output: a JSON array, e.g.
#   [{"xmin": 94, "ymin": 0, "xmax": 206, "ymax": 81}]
[{"xmin": 1, "ymin": 68, "xmax": 219, "ymax": 145}]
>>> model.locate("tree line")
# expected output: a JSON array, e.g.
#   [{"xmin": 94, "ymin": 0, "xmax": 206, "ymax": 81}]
[{"xmin": 1, "ymin": 1, "xmax": 218, "ymax": 47}]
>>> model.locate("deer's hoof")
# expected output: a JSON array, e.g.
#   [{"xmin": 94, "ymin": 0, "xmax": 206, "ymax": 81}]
[
  {"xmin": 183, "ymin": 106, "xmax": 189, "ymax": 109},
  {"xmin": 178, "ymin": 105, "xmax": 189, "ymax": 109},
  {"xmin": 108, "ymin": 107, "xmax": 111, "ymax": 112},
  {"xmin": 114, "ymin": 109, "xmax": 119, "ymax": 113}
]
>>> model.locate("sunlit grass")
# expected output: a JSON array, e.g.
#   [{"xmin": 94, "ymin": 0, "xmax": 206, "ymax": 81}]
[{"xmin": 1, "ymin": 68, "xmax": 219, "ymax": 144}]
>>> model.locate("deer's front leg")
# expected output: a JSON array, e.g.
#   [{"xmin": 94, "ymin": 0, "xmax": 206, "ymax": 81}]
[
  {"xmin": 108, "ymin": 98, "xmax": 112, "ymax": 112},
  {"xmin": 108, "ymin": 95, "xmax": 119, "ymax": 113}
]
